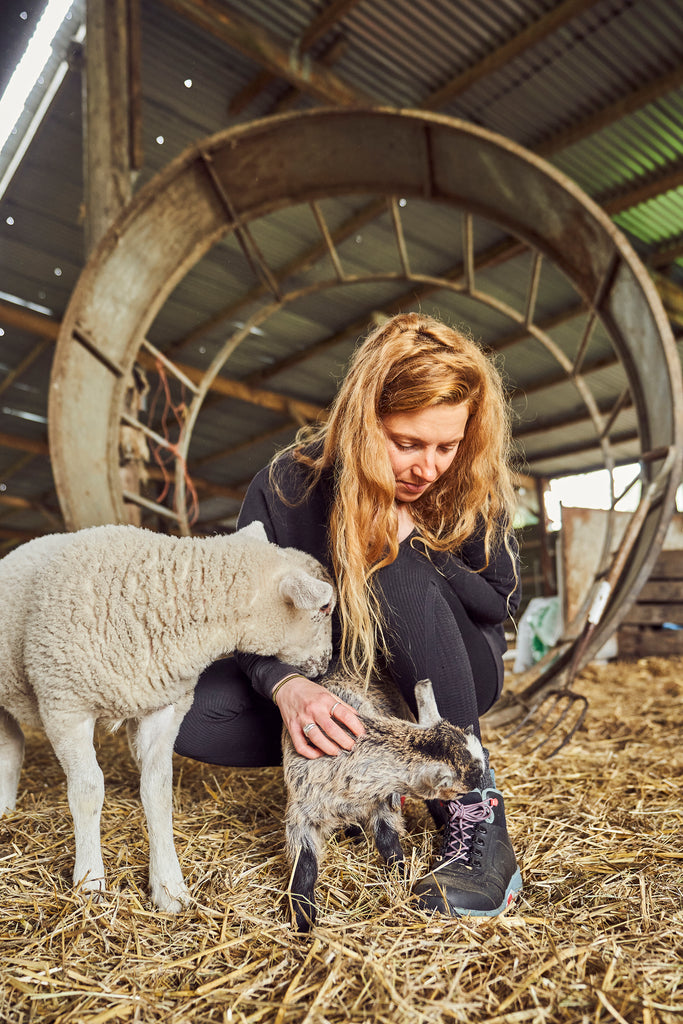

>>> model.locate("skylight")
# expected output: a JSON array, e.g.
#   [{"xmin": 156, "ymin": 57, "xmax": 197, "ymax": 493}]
[
  {"xmin": 0, "ymin": 288, "xmax": 54, "ymax": 316},
  {"xmin": 0, "ymin": 0, "xmax": 76, "ymax": 142},
  {"xmin": 0, "ymin": 0, "xmax": 83, "ymax": 200}
]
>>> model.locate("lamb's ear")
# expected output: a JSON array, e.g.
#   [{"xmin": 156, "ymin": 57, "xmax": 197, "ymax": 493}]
[
  {"xmin": 238, "ymin": 520, "xmax": 269, "ymax": 542},
  {"xmin": 414, "ymin": 678, "xmax": 441, "ymax": 728},
  {"xmin": 280, "ymin": 571, "xmax": 335, "ymax": 612},
  {"xmin": 415, "ymin": 763, "xmax": 459, "ymax": 795}
]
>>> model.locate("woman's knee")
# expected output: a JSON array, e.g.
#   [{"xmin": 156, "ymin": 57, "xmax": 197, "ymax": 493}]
[
  {"xmin": 174, "ymin": 659, "xmax": 283, "ymax": 767},
  {"xmin": 375, "ymin": 546, "xmax": 440, "ymax": 621}
]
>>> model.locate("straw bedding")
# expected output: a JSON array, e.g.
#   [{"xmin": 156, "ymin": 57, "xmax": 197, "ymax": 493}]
[{"xmin": 1, "ymin": 656, "xmax": 681, "ymax": 1024}]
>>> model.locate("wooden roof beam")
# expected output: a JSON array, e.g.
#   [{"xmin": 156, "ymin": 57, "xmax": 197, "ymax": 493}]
[
  {"xmin": 146, "ymin": 465, "xmax": 245, "ymax": 502},
  {"xmin": 192, "ymin": 423, "xmax": 294, "ymax": 470},
  {"xmin": 0, "ymin": 339, "xmax": 52, "ymax": 399},
  {"xmin": 134, "ymin": 349, "xmax": 325, "ymax": 422},
  {"xmin": 269, "ymin": 36, "xmax": 350, "ymax": 116},
  {"xmin": 229, "ymin": 0, "xmax": 363, "ymax": 115},
  {"xmin": 651, "ymin": 272, "xmax": 683, "ymax": 329},
  {"xmin": 602, "ymin": 156, "xmax": 683, "ymax": 216},
  {"xmin": 0, "ymin": 301, "xmax": 325, "ymax": 426},
  {"xmin": 0, "ymin": 431, "xmax": 49, "ymax": 456},
  {"xmin": 0, "ymin": 526, "xmax": 42, "ymax": 543},
  {"xmin": 0, "ymin": 300, "xmax": 59, "ymax": 338},
  {"xmin": 0, "ymin": 487, "xmax": 63, "ymax": 532},
  {"xmin": 648, "ymin": 236, "xmax": 683, "ymax": 269},
  {"xmin": 155, "ymin": 0, "xmax": 368, "ymax": 107}
]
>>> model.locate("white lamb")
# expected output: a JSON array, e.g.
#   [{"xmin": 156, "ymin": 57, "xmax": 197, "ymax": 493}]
[{"xmin": 0, "ymin": 521, "xmax": 334, "ymax": 911}]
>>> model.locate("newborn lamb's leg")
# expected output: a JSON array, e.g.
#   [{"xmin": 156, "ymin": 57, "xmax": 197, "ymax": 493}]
[
  {"xmin": 370, "ymin": 797, "xmax": 405, "ymax": 870},
  {"xmin": 42, "ymin": 711, "xmax": 106, "ymax": 896},
  {"xmin": 0, "ymin": 709, "xmax": 25, "ymax": 814},
  {"xmin": 286, "ymin": 815, "xmax": 326, "ymax": 932},
  {"xmin": 133, "ymin": 703, "xmax": 192, "ymax": 913}
]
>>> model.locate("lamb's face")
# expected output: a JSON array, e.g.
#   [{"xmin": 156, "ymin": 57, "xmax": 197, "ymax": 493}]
[
  {"xmin": 238, "ymin": 544, "xmax": 336, "ymax": 677},
  {"xmin": 409, "ymin": 677, "xmax": 487, "ymax": 795},
  {"xmin": 274, "ymin": 601, "xmax": 334, "ymax": 677},
  {"xmin": 406, "ymin": 722, "xmax": 487, "ymax": 800}
]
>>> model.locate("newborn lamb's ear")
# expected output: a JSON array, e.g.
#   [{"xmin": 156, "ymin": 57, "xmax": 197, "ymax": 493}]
[
  {"xmin": 238, "ymin": 520, "xmax": 269, "ymax": 542},
  {"xmin": 415, "ymin": 763, "xmax": 460, "ymax": 794},
  {"xmin": 280, "ymin": 572, "xmax": 334, "ymax": 611}
]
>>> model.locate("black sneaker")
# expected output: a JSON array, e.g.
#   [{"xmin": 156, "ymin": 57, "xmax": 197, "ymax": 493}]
[{"xmin": 414, "ymin": 788, "xmax": 522, "ymax": 917}]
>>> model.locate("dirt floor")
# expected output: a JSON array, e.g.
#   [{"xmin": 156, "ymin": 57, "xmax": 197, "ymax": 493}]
[{"xmin": 0, "ymin": 655, "xmax": 681, "ymax": 1024}]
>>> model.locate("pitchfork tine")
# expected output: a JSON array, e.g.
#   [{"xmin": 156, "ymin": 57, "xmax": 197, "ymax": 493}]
[
  {"xmin": 526, "ymin": 693, "xmax": 589, "ymax": 757},
  {"xmin": 503, "ymin": 688, "xmax": 589, "ymax": 758},
  {"xmin": 504, "ymin": 692, "xmax": 559, "ymax": 740}
]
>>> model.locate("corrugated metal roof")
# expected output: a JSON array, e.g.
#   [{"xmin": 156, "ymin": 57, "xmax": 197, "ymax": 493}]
[{"xmin": 1, "ymin": 0, "xmax": 682, "ymax": 539}]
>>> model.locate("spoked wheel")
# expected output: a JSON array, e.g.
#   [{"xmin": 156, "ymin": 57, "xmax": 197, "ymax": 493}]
[{"xmin": 49, "ymin": 108, "xmax": 682, "ymax": 695}]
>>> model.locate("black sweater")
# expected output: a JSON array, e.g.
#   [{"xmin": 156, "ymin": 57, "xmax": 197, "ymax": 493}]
[{"xmin": 236, "ymin": 452, "xmax": 520, "ymax": 700}]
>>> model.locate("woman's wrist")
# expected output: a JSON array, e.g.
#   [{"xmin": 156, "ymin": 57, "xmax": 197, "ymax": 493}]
[{"xmin": 271, "ymin": 673, "xmax": 304, "ymax": 705}]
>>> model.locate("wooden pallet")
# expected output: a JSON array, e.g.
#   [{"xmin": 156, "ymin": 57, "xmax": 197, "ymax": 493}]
[{"xmin": 617, "ymin": 549, "xmax": 683, "ymax": 659}]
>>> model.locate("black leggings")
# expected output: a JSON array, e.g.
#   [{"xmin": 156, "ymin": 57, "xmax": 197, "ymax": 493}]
[{"xmin": 174, "ymin": 542, "xmax": 499, "ymax": 767}]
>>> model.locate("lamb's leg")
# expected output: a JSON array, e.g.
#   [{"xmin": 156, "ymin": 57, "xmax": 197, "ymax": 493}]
[
  {"xmin": 133, "ymin": 703, "xmax": 191, "ymax": 913},
  {"xmin": 371, "ymin": 798, "xmax": 405, "ymax": 871},
  {"xmin": 0, "ymin": 709, "xmax": 25, "ymax": 814},
  {"xmin": 42, "ymin": 711, "xmax": 106, "ymax": 896},
  {"xmin": 286, "ymin": 817, "xmax": 325, "ymax": 933}
]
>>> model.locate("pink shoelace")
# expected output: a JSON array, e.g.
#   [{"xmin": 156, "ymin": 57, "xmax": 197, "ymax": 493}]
[{"xmin": 441, "ymin": 799, "xmax": 493, "ymax": 862}]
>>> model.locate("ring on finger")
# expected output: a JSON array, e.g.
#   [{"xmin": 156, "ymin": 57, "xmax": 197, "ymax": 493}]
[
  {"xmin": 303, "ymin": 722, "xmax": 317, "ymax": 737},
  {"xmin": 330, "ymin": 701, "xmax": 342, "ymax": 717}
]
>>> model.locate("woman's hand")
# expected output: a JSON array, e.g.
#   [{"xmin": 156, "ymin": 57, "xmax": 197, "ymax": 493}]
[{"xmin": 274, "ymin": 676, "xmax": 366, "ymax": 759}]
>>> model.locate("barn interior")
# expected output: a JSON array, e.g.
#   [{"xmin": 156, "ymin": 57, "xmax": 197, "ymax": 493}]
[
  {"xmin": 2, "ymin": 0, "xmax": 683, "ymax": 675},
  {"xmin": 0, "ymin": 2, "xmax": 682, "ymax": 1021}
]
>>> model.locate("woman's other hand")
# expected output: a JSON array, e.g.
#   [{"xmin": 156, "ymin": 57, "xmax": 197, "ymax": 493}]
[{"xmin": 274, "ymin": 676, "xmax": 366, "ymax": 759}]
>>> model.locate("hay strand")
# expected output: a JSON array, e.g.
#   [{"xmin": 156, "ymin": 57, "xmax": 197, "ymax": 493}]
[{"xmin": 0, "ymin": 656, "xmax": 682, "ymax": 1022}]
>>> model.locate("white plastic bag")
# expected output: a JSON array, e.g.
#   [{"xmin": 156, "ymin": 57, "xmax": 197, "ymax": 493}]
[{"xmin": 513, "ymin": 596, "xmax": 562, "ymax": 673}]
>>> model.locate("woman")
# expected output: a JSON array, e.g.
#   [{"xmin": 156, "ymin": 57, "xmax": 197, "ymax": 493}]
[{"xmin": 175, "ymin": 312, "xmax": 523, "ymax": 918}]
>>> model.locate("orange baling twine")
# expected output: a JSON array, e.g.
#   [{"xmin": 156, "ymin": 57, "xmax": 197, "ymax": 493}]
[{"xmin": 147, "ymin": 360, "xmax": 200, "ymax": 526}]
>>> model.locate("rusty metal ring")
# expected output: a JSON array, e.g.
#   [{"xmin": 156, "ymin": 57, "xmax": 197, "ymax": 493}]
[{"xmin": 50, "ymin": 107, "xmax": 683, "ymax": 691}]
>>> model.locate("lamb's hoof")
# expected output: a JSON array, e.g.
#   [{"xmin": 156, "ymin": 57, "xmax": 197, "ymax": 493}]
[
  {"xmin": 294, "ymin": 914, "xmax": 314, "ymax": 934},
  {"xmin": 151, "ymin": 881, "xmax": 191, "ymax": 913},
  {"xmin": 387, "ymin": 856, "xmax": 406, "ymax": 877},
  {"xmin": 292, "ymin": 897, "xmax": 316, "ymax": 933}
]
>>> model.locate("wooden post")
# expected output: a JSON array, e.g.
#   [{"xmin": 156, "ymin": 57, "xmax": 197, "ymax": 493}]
[
  {"xmin": 82, "ymin": 0, "xmax": 144, "ymax": 518},
  {"xmin": 535, "ymin": 475, "xmax": 555, "ymax": 596},
  {"xmin": 82, "ymin": 0, "xmax": 140, "ymax": 255}
]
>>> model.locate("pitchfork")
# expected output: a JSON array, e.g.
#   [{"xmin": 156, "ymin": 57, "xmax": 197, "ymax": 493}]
[{"xmin": 502, "ymin": 447, "xmax": 678, "ymax": 758}]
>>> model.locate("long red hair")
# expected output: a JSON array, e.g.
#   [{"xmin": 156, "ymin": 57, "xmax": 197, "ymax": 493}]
[{"xmin": 274, "ymin": 312, "xmax": 517, "ymax": 680}]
